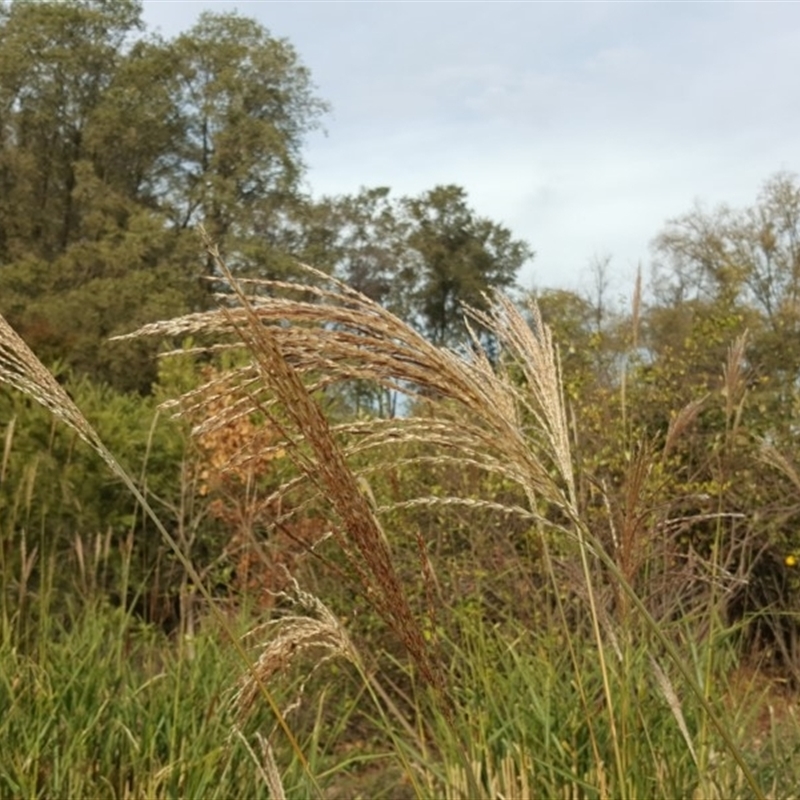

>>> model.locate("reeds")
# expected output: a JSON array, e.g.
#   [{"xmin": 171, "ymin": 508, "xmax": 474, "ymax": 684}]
[
  {"xmin": 116, "ymin": 238, "xmax": 583, "ymax": 702},
  {"xmin": 0, "ymin": 235, "xmax": 771, "ymax": 797}
]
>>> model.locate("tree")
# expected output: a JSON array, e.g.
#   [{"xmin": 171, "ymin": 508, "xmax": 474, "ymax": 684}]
[
  {"xmin": 0, "ymin": 2, "xmax": 328, "ymax": 390},
  {"xmin": 403, "ymin": 185, "xmax": 533, "ymax": 346},
  {"xmin": 298, "ymin": 185, "xmax": 533, "ymax": 350},
  {"xmin": 0, "ymin": 0, "xmax": 142, "ymax": 261},
  {"xmin": 652, "ymin": 173, "xmax": 800, "ymax": 331},
  {"xmin": 650, "ymin": 172, "xmax": 800, "ymax": 432},
  {"xmin": 160, "ymin": 11, "xmax": 328, "ymax": 276},
  {"xmin": 300, "ymin": 187, "xmax": 419, "ymax": 316}
]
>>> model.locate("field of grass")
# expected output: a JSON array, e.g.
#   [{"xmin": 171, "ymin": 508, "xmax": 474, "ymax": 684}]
[
  {"xmin": 3, "ymin": 246, "xmax": 800, "ymax": 798},
  {"xmin": 3, "ymin": 570, "xmax": 800, "ymax": 799}
]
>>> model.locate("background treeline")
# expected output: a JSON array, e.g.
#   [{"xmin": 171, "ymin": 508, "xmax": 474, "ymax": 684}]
[
  {"xmin": 3, "ymin": 2, "xmax": 800, "ymax": 795},
  {"xmin": 0, "ymin": 0, "xmax": 529, "ymax": 394}
]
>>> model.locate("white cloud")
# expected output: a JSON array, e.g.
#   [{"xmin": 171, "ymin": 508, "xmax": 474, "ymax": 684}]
[{"xmin": 141, "ymin": 0, "xmax": 800, "ymax": 294}]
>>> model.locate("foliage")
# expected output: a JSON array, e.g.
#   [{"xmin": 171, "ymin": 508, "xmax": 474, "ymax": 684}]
[
  {"xmin": 0, "ymin": 2, "xmax": 531, "ymax": 392},
  {"xmin": 160, "ymin": 12, "xmax": 328, "ymax": 268},
  {"xmin": 0, "ymin": 0, "xmax": 326, "ymax": 391},
  {"xmin": 306, "ymin": 184, "xmax": 533, "ymax": 349},
  {"xmin": 404, "ymin": 184, "xmax": 532, "ymax": 346},
  {"xmin": 0, "ymin": 592, "xmax": 302, "ymax": 799},
  {"xmin": 0, "ymin": 362, "xmax": 232, "ymax": 631},
  {"xmin": 651, "ymin": 172, "xmax": 800, "ymax": 428}
]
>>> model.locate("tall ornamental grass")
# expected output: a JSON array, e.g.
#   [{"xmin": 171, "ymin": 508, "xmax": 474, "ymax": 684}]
[{"xmin": 1, "ymin": 235, "xmax": 788, "ymax": 797}]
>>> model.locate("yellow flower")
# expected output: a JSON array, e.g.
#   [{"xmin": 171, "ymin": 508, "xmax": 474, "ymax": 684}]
[{"xmin": 785, "ymin": 554, "xmax": 798, "ymax": 568}]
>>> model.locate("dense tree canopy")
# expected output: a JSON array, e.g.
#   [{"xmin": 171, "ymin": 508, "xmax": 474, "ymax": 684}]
[
  {"xmin": 304, "ymin": 184, "xmax": 533, "ymax": 347},
  {"xmin": 0, "ymin": 0, "xmax": 327, "ymax": 391},
  {"xmin": 0, "ymin": 0, "xmax": 532, "ymax": 391}
]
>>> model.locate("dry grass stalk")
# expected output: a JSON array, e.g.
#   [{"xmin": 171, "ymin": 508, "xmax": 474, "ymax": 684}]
[
  {"xmin": 0, "ymin": 312, "xmax": 310, "ymax": 776},
  {"xmin": 257, "ymin": 734, "xmax": 287, "ymax": 800},
  {"xmin": 232, "ymin": 728, "xmax": 287, "ymax": 800},
  {"xmin": 233, "ymin": 577, "xmax": 360, "ymax": 721},
  {"xmin": 722, "ymin": 332, "xmax": 749, "ymax": 432},
  {"xmin": 121, "ymin": 266, "xmax": 575, "ymax": 516},
  {"xmin": 443, "ymin": 746, "xmax": 532, "ymax": 800},
  {"xmin": 602, "ymin": 442, "xmax": 655, "ymax": 623},
  {"xmin": 120, "ymin": 237, "xmax": 580, "ymax": 703},
  {"xmin": 760, "ymin": 444, "xmax": 800, "ymax": 494},
  {"xmin": 1, "ymin": 413, "xmax": 14, "ymax": 486},
  {"xmin": 650, "ymin": 656, "xmax": 698, "ymax": 767},
  {"xmin": 632, "ymin": 265, "xmax": 642, "ymax": 352},
  {"xmin": 210, "ymin": 242, "xmax": 449, "ymax": 697},
  {"xmin": 0, "ymin": 314, "xmax": 110, "ymax": 464},
  {"xmin": 664, "ymin": 397, "xmax": 708, "ymax": 458},
  {"xmin": 466, "ymin": 296, "xmax": 575, "ymax": 505}
]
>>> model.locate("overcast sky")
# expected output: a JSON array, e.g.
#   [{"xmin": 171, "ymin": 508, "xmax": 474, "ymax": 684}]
[{"xmin": 141, "ymin": 1, "xmax": 800, "ymax": 297}]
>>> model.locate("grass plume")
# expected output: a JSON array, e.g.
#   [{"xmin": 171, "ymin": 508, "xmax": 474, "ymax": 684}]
[{"xmin": 2, "ymin": 235, "xmax": 773, "ymax": 797}]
